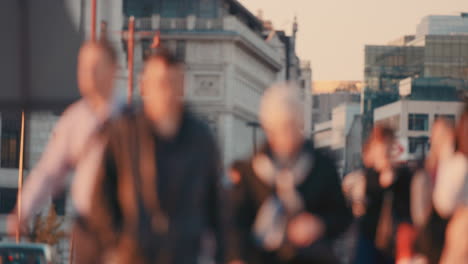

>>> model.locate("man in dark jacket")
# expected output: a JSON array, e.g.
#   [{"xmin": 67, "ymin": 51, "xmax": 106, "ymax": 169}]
[
  {"xmin": 230, "ymin": 84, "xmax": 353, "ymax": 264},
  {"xmin": 87, "ymin": 48, "xmax": 237, "ymax": 264}
]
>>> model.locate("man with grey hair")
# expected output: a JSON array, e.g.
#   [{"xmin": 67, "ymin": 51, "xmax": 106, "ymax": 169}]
[{"xmin": 230, "ymin": 83, "xmax": 352, "ymax": 264}]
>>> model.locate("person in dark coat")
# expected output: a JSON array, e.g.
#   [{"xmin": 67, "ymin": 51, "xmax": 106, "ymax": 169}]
[
  {"xmin": 85, "ymin": 48, "xmax": 238, "ymax": 264},
  {"xmin": 230, "ymin": 84, "xmax": 352, "ymax": 264},
  {"xmin": 344, "ymin": 125, "xmax": 414, "ymax": 264}
]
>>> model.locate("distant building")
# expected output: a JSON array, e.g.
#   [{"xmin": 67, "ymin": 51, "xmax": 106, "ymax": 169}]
[
  {"xmin": 344, "ymin": 115, "xmax": 363, "ymax": 174},
  {"xmin": 362, "ymin": 14, "xmax": 468, "ymax": 139},
  {"xmin": 416, "ymin": 14, "xmax": 468, "ymax": 39},
  {"xmin": 388, "ymin": 35, "xmax": 416, "ymax": 46},
  {"xmin": 311, "ymin": 88, "xmax": 360, "ymax": 126},
  {"xmin": 313, "ymin": 103, "xmax": 361, "ymax": 176},
  {"xmin": 374, "ymin": 100, "xmax": 464, "ymax": 162},
  {"xmin": 300, "ymin": 61, "xmax": 313, "ymax": 135}
]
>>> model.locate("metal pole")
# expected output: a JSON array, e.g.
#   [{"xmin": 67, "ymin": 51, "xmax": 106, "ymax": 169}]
[
  {"xmin": 91, "ymin": 0, "xmax": 97, "ymax": 41},
  {"xmin": 16, "ymin": 111, "xmax": 26, "ymax": 243},
  {"xmin": 127, "ymin": 16, "xmax": 135, "ymax": 104},
  {"xmin": 253, "ymin": 127, "xmax": 257, "ymax": 153}
]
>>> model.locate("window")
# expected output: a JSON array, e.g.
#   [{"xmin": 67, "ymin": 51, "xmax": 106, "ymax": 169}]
[
  {"xmin": 175, "ymin": 40, "xmax": 186, "ymax": 61},
  {"xmin": 198, "ymin": 0, "xmax": 217, "ymax": 18},
  {"xmin": 409, "ymin": 136, "xmax": 429, "ymax": 154},
  {"xmin": 0, "ymin": 187, "xmax": 17, "ymax": 214},
  {"xmin": 408, "ymin": 113, "xmax": 429, "ymax": 131},
  {"xmin": 312, "ymin": 96, "xmax": 319, "ymax": 109},
  {"xmin": 435, "ymin": 114, "xmax": 456, "ymax": 125},
  {"xmin": 159, "ymin": 0, "xmax": 192, "ymax": 17},
  {"xmin": 52, "ymin": 192, "xmax": 67, "ymax": 216},
  {"xmin": 1, "ymin": 112, "xmax": 21, "ymax": 168}
]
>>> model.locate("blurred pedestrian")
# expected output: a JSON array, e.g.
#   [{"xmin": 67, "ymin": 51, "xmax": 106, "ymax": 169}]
[
  {"xmin": 230, "ymin": 84, "xmax": 352, "ymax": 264},
  {"xmin": 439, "ymin": 102, "xmax": 468, "ymax": 264},
  {"xmin": 6, "ymin": 40, "xmax": 119, "ymax": 261},
  {"xmin": 345, "ymin": 125, "xmax": 413, "ymax": 264},
  {"xmin": 433, "ymin": 104, "xmax": 468, "ymax": 219},
  {"xmin": 411, "ymin": 119, "xmax": 455, "ymax": 264},
  {"xmin": 87, "ymin": 48, "xmax": 237, "ymax": 264}
]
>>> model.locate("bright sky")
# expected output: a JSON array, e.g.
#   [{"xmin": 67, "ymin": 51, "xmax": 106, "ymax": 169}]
[{"xmin": 238, "ymin": 0, "xmax": 467, "ymax": 81}]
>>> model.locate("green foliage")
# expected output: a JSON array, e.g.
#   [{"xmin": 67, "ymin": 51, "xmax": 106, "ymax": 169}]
[{"xmin": 29, "ymin": 206, "xmax": 67, "ymax": 246}]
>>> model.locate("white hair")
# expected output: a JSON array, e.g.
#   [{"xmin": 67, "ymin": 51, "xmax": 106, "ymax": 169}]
[{"xmin": 259, "ymin": 83, "xmax": 304, "ymax": 129}]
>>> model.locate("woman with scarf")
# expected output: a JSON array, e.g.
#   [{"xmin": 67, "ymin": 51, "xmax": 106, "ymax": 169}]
[{"xmin": 230, "ymin": 84, "xmax": 352, "ymax": 264}]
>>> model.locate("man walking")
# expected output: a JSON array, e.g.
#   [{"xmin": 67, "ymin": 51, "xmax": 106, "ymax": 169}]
[
  {"xmin": 7, "ymin": 40, "xmax": 119, "ymax": 262},
  {"xmin": 87, "ymin": 48, "xmax": 237, "ymax": 264}
]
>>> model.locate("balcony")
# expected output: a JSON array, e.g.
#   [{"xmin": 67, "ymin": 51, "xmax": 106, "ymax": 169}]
[
  {"xmin": 125, "ymin": 15, "xmax": 282, "ymax": 68},
  {"xmin": 125, "ymin": 15, "xmax": 224, "ymax": 31}
]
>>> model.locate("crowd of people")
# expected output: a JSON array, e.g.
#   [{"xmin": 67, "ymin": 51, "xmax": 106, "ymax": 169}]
[
  {"xmin": 342, "ymin": 105, "xmax": 468, "ymax": 264},
  {"xmin": 4, "ymin": 38, "xmax": 468, "ymax": 264}
]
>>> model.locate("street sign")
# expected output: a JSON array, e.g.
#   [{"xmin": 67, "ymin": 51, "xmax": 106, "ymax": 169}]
[
  {"xmin": 399, "ymin": 77, "xmax": 413, "ymax": 97},
  {"xmin": 0, "ymin": 0, "xmax": 82, "ymax": 111}
]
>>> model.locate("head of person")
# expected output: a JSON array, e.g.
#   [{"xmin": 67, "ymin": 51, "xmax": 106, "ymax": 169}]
[
  {"xmin": 427, "ymin": 118, "xmax": 455, "ymax": 167},
  {"xmin": 363, "ymin": 125, "xmax": 395, "ymax": 172},
  {"xmin": 140, "ymin": 48, "xmax": 184, "ymax": 121},
  {"xmin": 77, "ymin": 40, "xmax": 117, "ymax": 102},
  {"xmin": 456, "ymin": 102, "xmax": 468, "ymax": 157},
  {"xmin": 259, "ymin": 83, "xmax": 305, "ymax": 160}
]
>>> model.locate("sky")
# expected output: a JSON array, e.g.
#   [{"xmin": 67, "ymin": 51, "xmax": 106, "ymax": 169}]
[{"xmin": 238, "ymin": 0, "xmax": 467, "ymax": 81}]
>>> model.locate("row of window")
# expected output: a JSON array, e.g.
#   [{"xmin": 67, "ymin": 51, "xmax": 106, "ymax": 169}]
[
  {"xmin": 124, "ymin": 0, "xmax": 218, "ymax": 18},
  {"xmin": 408, "ymin": 113, "xmax": 455, "ymax": 131}
]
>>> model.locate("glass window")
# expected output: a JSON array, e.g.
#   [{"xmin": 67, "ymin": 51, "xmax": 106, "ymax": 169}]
[
  {"xmin": 198, "ymin": 0, "xmax": 217, "ymax": 18},
  {"xmin": 175, "ymin": 40, "xmax": 186, "ymax": 61},
  {"xmin": 0, "ymin": 187, "xmax": 17, "ymax": 214},
  {"xmin": 313, "ymin": 96, "xmax": 319, "ymax": 109},
  {"xmin": 409, "ymin": 136, "xmax": 429, "ymax": 155},
  {"xmin": 52, "ymin": 192, "xmax": 67, "ymax": 216},
  {"xmin": 1, "ymin": 112, "xmax": 21, "ymax": 168},
  {"xmin": 435, "ymin": 114, "xmax": 456, "ymax": 125},
  {"xmin": 161, "ymin": 0, "xmax": 189, "ymax": 17},
  {"xmin": 408, "ymin": 113, "xmax": 429, "ymax": 131}
]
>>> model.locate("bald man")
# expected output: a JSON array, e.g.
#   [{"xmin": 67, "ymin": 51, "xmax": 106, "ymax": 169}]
[{"xmin": 7, "ymin": 41, "xmax": 118, "ymax": 246}]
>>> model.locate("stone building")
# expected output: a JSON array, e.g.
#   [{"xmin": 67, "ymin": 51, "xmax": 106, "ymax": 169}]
[{"xmin": 124, "ymin": 0, "xmax": 311, "ymax": 164}]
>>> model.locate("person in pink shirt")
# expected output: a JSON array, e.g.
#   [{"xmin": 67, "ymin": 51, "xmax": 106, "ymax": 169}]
[{"xmin": 6, "ymin": 40, "xmax": 118, "ymax": 263}]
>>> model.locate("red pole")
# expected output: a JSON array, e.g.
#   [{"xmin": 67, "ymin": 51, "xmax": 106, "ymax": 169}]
[
  {"xmin": 127, "ymin": 16, "xmax": 135, "ymax": 104},
  {"xmin": 91, "ymin": 0, "xmax": 97, "ymax": 41}
]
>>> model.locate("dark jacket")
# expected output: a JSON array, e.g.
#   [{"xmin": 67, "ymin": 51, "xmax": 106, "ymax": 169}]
[
  {"xmin": 231, "ymin": 141, "xmax": 352, "ymax": 264},
  {"xmin": 87, "ymin": 108, "xmax": 236, "ymax": 264},
  {"xmin": 354, "ymin": 165, "xmax": 413, "ymax": 262}
]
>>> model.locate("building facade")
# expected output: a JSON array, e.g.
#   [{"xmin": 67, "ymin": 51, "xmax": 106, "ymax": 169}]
[
  {"xmin": 125, "ymin": 0, "xmax": 310, "ymax": 165},
  {"xmin": 311, "ymin": 89, "xmax": 361, "ymax": 126},
  {"xmin": 362, "ymin": 14, "xmax": 468, "ymax": 139},
  {"xmin": 374, "ymin": 99, "xmax": 464, "ymax": 162},
  {"xmin": 313, "ymin": 103, "xmax": 361, "ymax": 176},
  {"xmin": 416, "ymin": 14, "xmax": 468, "ymax": 39}
]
